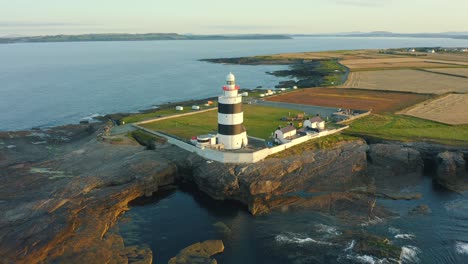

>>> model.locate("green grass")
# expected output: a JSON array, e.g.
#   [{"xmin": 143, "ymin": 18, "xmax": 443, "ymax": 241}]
[
  {"xmin": 268, "ymin": 134, "xmax": 360, "ymax": 159},
  {"xmin": 317, "ymin": 60, "xmax": 347, "ymax": 86},
  {"xmin": 121, "ymin": 104, "xmax": 217, "ymax": 124},
  {"xmin": 345, "ymin": 114, "xmax": 468, "ymax": 145},
  {"xmin": 140, "ymin": 104, "xmax": 307, "ymax": 140}
]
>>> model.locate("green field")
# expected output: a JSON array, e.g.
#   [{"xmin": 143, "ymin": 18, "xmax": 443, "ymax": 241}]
[
  {"xmin": 345, "ymin": 114, "xmax": 468, "ymax": 146},
  {"xmin": 140, "ymin": 104, "xmax": 306, "ymax": 140},
  {"xmin": 122, "ymin": 104, "xmax": 217, "ymax": 124}
]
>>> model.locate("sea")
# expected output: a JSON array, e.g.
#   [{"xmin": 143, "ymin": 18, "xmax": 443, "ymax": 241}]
[
  {"xmin": 1, "ymin": 37, "xmax": 468, "ymax": 263},
  {"xmin": 1, "ymin": 36, "xmax": 468, "ymax": 131}
]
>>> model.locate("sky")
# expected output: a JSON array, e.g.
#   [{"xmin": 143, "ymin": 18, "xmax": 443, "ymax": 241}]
[{"xmin": 1, "ymin": 0, "xmax": 467, "ymax": 36}]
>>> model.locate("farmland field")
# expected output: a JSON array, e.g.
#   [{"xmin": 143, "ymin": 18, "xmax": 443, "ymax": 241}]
[
  {"xmin": 423, "ymin": 68, "xmax": 468, "ymax": 78},
  {"xmin": 266, "ymin": 88, "xmax": 430, "ymax": 113},
  {"xmin": 400, "ymin": 94, "xmax": 468, "ymax": 125},
  {"xmin": 345, "ymin": 114, "xmax": 468, "ymax": 146},
  {"xmin": 340, "ymin": 57, "xmax": 468, "ymax": 70},
  {"xmin": 343, "ymin": 69, "xmax": 468, "ymax": 94}
]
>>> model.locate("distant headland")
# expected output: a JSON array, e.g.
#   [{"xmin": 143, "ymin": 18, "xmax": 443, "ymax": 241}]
[{"xmin": 0, "ymin": 33, "xmax": 291, "ymax": 44}]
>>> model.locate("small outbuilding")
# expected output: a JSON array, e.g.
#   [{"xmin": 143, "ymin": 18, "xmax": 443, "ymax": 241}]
[
  {"xmin": 175, "ymin": 106, "xmax": 184, "ymax": 111},
  {"xmin": 304, "ymin": 116, "xmax": 325, "ymax": 131},
  {"xmin": 192, "ymin": 105, "xmax": 200, "ymax": 110}
]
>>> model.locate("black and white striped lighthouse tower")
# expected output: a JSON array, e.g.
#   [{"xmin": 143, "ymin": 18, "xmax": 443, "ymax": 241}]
[{"xmin": 217, "ymin": 73, "xmax": 248, "ymax": 150}]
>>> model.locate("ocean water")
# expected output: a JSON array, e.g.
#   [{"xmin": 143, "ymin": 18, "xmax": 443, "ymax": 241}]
[
  {"xmin": 119, "ymin": 178, "xmax": 468, "ymax": 264},
  {"xmin": 2, "ymin": 37, "xmax": 468, "ymax": 131}
]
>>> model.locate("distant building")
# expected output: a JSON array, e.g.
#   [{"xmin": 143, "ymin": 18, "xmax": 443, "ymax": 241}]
[
  {"xmin": 407, "ymin": 48, "xmax": 416, "ymax": 52},
  {"xmin": 427, "ymin": 49, "xmax": 436, "ymax": 53}
]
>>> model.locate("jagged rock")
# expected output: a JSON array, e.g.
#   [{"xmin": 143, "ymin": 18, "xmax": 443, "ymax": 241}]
[
  {"xmin": 435, "ymin": 151, "xmax": 468, "ymax": 191},
  {"xmin": 177, "ymin": 139, "xmax": 369, "ymax": 215},
  {"xmin": 368, "ymin": 144, "xmax": 423, "ymax": 174},
  {"xmin": 0, "ymin": 124, "xmax": 181, "ymax": 264},
  {"xmin": 168, "ymin": 240, "xmax": 224, "ymax": 264}
]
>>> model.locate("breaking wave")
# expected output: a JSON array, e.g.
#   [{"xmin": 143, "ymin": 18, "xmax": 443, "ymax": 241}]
[
  {"xmin": 455, "ymin": 241, "xmax": 468, "ymax": 255},
  {"xmin": 360, "ymin": 216, "xmax": 384, "ymax": 227},
  {"xmin": 275, "ymin": 233, "xmax": 334, "ymax": 246},
  {"xmin": 315, "ymin": 224, "xmax": 342, "ymax": 237},
  {"xmin": 395, "ymin": 234, "xmax": 415, "ymax": 240},
  {"xmin": 400, "ymin": 245, "xmax": 420, "ymax": 263},
  {"xmin": 344, "ymin": 240, "xmax": 356, "ymax": 252},
  {"xmin": 343, "ymin": 254, "xmax": 394, "ymax": 264}
]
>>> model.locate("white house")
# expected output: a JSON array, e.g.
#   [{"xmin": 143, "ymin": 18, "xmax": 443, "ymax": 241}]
[{"xmin": 303, "ymin": 116, "xmax": 325, "ymax": 131}]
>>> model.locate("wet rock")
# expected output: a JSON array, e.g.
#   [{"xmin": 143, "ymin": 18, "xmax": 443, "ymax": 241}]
[
  {"xmin": 334, "ymin": 231, "xmax": 401, "ymax": 260},
  {"xmin": 435, "ymin": 151, "xmax": 468, "ymax": 191},
  {"xmin": 168, "ymin": 240, "xmax": 224, "ymax": 264},
  {"xmin": 409, "ymin": 204, "xmax": 432, "ymax": 215}
]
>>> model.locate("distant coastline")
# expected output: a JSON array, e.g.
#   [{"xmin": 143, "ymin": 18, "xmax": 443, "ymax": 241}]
[{"xmin": 0, "ymin": 33, "xmax": 291, "ymax": 44}]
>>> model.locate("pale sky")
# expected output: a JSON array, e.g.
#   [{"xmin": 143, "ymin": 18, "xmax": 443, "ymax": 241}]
[{"xmin": 1, "ymin": 0, "xmax": 467, "ymax": 36}]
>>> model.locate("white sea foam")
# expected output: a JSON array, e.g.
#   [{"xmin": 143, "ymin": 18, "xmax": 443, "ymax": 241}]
[
  {"xmin": 400, "ymin": 245, "xmax": 420, "ymax": 263},
  {"xmin": 275, "ymin": 233, "xmax": 334, "ymax": 246},
  {"xmin": 315, "ymin": 224, "xmax": 342, "ymax": 236},
  {"xmin": 345, "ymin": 254, "xmax": 393, "ymax": 264},
  {"xmin": 455, "ymin": 241, "xmax": 468, "ymax": 255},
  {"xmin": 81, "ymin": 113, "xmax": 101, "ymax": 120},
  {"xmin": 344, "ymin": 240, "xmax": 356, "ymax": 252},
  {"xmin": 360, "ymin": 216, "xmax": 384, "ymax": 226},
  {"xmin": 395, "ymin": 234, "xmax": 415, "ymax": 240}
]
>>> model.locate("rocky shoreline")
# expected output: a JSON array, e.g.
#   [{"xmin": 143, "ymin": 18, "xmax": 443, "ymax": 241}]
[{"xmin": 0, "ymin": 122, "xmax": 467, "ymax": 263}]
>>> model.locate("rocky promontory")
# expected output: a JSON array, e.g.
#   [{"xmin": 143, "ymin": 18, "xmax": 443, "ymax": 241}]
[{"xmin": 1, "ymin": 123, "xmax": 467, "ymax": 263}]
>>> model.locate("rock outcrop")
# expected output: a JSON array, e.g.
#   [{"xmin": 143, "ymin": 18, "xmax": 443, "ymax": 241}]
[
  {"xmin": 168, "ymin": 240, "xmax": 224, "ymax": 264},
  {"xmin": 175, "ymin": 139, "xmax": 371, "ymax": 215},
  {"xmin": 0, "ymin": 125, "xmax": 183, "ymax": 264},
  {"xmin": 368, "ymin": 144, "xmax": 423, "ymax": 174},
  {"xmin": 435, "ymin": 151, "xmax": 468, "ymax": 191}
]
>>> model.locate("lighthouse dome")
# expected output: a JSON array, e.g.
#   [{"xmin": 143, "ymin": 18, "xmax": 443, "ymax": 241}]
[{"xmin": 226, "ymin": 72, "xmax": 235, "ymax": 82}]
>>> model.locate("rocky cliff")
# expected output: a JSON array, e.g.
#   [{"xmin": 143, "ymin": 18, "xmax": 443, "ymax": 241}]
[{"xmin": 1, "ymin": 124, "xmax": 467, "ymax": 263}]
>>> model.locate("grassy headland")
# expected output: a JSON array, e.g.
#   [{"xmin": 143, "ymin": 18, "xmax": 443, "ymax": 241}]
[
  {"xmin": 344, "ymin": 114, "xmax": 468, "ymax": 146},
  {"xmin": 201, "ymin": 56, "xmax": 347, "ymax": 88},
  {"xmin": 140, "ymin": 104, "xmax": 307, "ymax": 140}
]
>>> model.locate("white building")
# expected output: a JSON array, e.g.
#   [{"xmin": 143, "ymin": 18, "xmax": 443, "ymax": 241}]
[
  {"xmin": 303, "ymin": 116, "xmax": 325, "ymax": 131},
  {"xmin": 217, "ymin": 73, "xmax": 248, "ymax": 150},
  {"xmin": 274, "ymin": 125, "xmax": 296, "ymax": 144}
]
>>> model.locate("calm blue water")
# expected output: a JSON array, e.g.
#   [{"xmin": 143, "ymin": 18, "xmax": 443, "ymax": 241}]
[
  {"xmin": 1, "ymin": 37, "xmax": 468, "ymax": 131},
  {"xmin": 120, "ymin": 179, "xmax": 468, "ymax": 264}
]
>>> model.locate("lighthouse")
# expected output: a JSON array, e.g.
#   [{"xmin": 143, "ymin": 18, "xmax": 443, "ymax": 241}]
[{"xmin": 217, "ymin": 73, "xmax": 248, "ymax": 150}]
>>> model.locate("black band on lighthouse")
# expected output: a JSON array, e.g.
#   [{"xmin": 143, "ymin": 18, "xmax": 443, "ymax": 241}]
[
  {"xmin": 218, "ymin": 124, "xmax": 243, "ymax": 135},
  {"xmin": 218, "ymin": 103, "xmax": 242, "ymax": 114}
]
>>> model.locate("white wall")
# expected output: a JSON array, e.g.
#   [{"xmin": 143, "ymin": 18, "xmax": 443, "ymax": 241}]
[{"xmin": 134, "ymin": 124, "xmax": 349, "ymax": 164}]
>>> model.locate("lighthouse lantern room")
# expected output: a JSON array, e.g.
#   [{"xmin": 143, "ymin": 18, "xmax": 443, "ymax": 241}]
[{"xmin": 217, "ymin": 73, "xmax": 248, "ymax": 150}]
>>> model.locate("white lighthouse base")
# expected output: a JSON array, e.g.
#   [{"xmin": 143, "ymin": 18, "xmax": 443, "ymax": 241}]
[{"xmin": 217, "ymin": 132, "xmax": 248, "ymax": 150}]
